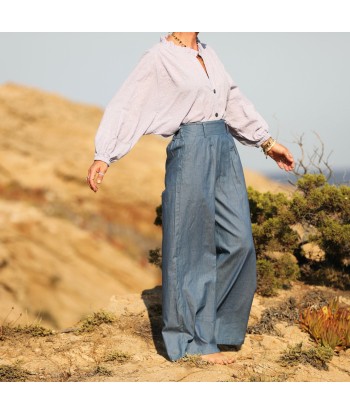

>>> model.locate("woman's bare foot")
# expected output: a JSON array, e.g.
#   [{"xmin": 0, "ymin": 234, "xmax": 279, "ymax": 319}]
[{"xmin": 200, "ymin": 352, "xmax": 235, "ymax": 365}]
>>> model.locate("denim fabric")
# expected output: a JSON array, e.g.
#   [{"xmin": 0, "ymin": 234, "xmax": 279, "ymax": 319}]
[{"xmin": 161, "ymin": 119, "xmax": 257, "ymax": 361}]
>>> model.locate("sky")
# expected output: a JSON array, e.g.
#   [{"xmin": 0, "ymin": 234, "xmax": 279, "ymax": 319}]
[
  {"xmin": 0, "ymin": 0, "xmax": 350, "ymax": 177},
  {"xmin": 0, "ymin": 33, "xmax": 349, "ymax": 176}
]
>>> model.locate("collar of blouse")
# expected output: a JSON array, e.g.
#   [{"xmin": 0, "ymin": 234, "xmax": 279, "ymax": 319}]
[{"xmin": 159, "ymin": 34, "xmax": 204, "ymax": 56}]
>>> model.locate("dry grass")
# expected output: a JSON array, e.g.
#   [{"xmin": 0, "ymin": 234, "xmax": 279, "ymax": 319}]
[
  {"xmin": 177, "ymin": 354, "xmax": 211, "ymax": 367},
  {"xmin": 0, "ymin": 363, "xmax": 31, "ymax": 382},
  {"xmin": 248, "ymin": 297, "xmax": 299, "ymax": 336},
  {"xmin": 76, "ymin": 310, "xmax": 116, "ymax": 334},
  {"xmin": 92, "ymin": 365, "xmax": 113, "ymax": 377},
  {"xmin": 249, "ymin": 373, "xmax": 289, "ymax": 382},
  {"xmin": 0, "ymin": 323, "xmax": 53, "ymax": 341},
  {"xmin": 279, "ymin": 342, "xmax": 334, "ymax": 371},
  {"xmin": 103, "ymin": 350, "xmax": 132, "ymax": 363}
]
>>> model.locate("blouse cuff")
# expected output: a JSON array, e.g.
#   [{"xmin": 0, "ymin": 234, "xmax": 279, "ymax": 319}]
[
  {"xmin": 94, "ymin": 154, "xmax": 111, "ymax": 166},
  {"xmin": 255, "ymin": 132, "xmax": 272, "ymax": 148}
]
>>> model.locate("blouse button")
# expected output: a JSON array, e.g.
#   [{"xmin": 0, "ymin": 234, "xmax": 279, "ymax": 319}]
[
  {"xmin": 215, "ymin": 112, "xmax": 218, "ymax": 117},
  {"xmin": 213, "ymin": 89, "xmax": 216, "ymax": 94}
]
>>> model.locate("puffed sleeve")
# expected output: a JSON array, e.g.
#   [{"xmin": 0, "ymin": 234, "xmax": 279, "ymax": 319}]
[
  {"xmin": 94, "ymin": 49, "xmax": 159, "ymax": 166},
  {"xmin": 224, "ymin": 71, "xmax": 271, "ymax": 147}
]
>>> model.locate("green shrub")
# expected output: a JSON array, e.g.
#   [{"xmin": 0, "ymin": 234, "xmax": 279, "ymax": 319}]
[{"xmin": 149, "ymin": 173, "xmax": 350, "ymax": 296}]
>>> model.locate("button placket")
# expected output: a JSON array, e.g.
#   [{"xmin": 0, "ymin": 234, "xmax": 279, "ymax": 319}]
[
  {"xmin": 208, "ymin": 76, "xmax": 219, "ymax": 118},
  {"xmin": 196, "ymin": 47, "xmax": 219, "ymax": 119},
  {"xmin": 207, "ymin": 69, "xmax": 218, "ymax": 118}
]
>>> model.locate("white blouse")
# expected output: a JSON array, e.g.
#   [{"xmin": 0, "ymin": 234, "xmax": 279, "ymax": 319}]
[{"xmin": 94, "ymin": 34, "xmax": 271, "ymax": 166}]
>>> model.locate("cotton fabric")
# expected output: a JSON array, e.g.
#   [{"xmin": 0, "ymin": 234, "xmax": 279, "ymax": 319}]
[{"xmin": 94, "ymin": 35, "xmax": 271, "ymax": 166}]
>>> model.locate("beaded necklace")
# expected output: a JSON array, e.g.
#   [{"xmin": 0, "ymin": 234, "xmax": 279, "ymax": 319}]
[
  {"xmin": 171, "ymin": 32, "xmax": 199, "ymax": 49},
  {"xmin": 170, "ymin": 32, "xmax": 208, "ymax": 78}
]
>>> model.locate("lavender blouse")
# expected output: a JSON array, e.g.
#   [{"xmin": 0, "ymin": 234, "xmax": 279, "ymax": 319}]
[{"xmin": 94, "ymin": 35, "xmax": 271, "ymax": 166}]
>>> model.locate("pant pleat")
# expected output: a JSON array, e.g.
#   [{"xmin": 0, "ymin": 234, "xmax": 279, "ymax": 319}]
[{"xmin": 161, "ymin": 120, "xmax": 256, "ymax": 361}]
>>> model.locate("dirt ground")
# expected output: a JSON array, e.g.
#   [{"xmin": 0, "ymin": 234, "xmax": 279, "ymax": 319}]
[
  {"xmin": 1, "ymin": 282, "xmax": 349, "ymax": 382},
  {"xmin": 0, "ymin": 83, "xmax": 348, "ymax": 383}
]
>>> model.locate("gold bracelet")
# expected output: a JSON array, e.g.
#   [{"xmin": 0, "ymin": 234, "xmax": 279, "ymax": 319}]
[{"xmin": 261, "ymin": 137, "xmax": 277, "ymax": 158}]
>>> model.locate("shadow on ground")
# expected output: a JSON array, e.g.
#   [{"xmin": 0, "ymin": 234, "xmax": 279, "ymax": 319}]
[{"xmin": 141, "ymin": 285, "xmax": 169, "ymax": 360}]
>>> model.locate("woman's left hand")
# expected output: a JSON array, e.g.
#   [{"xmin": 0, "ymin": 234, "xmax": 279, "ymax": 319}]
[{"xmin": 267, "ymin": 142, "xmax": 295, "ymax": 171}]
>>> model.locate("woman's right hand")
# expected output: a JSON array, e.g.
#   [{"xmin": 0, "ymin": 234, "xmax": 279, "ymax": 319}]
[
  {"xmin": 267, "ymin": 142, "xmax": 295, "ymax": 172},
  {"xmin": 86, "ymin": 160, "xmax": 109, "ymax": 192}
]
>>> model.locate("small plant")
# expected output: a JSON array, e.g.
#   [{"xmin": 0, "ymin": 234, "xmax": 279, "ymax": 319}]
[
  {"xmin": 247, "ymin": 297, "xmax": 299, "ymax": 336},
  {"xmin": 148, "ymin": 248, "xmax": 162, "ymax": 268},
  {"xmin": 13, "ymin": 324, "xmax": 53, "ymax": 337},
  {"xmin": 1, "ymin": 323, "xmax": 53, "ymax": 339},
  {"xmin": 279, "ymin": 342, "xmax": 333, "ymax": 371},
  {"xmin": 77, "ymin": 310, "xmax": 116, "ymax": 333},
  {"xmin": 93, "ymin": 365, "xmax": 113, "ymax": 377},
  {"xmin": 299, "ymin": 297, "xmax": 350, "ymax": 351},
  {"xmin": 0, "ymin": 363, "xmax": 31, "ymax": 382},
  {"xmin": 249, "ymin": 373, "xmax": 289, "ymax": 382},
  {"xmin": 177, "ymin": 354, "xmax": 211, "ymax": 367},
  {"xmin": 103, "ymin": 350, "xmax": 132, "ymax": 363}
]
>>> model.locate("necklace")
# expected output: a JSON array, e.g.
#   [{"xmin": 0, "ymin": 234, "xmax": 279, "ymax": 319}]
[
  {"xmin": 170, "ymin": 32, "xmax": 208, "ymax": 77},
  {"xmin": 171, "ymin": 32, "xmax": 199, "ymax": 48}
]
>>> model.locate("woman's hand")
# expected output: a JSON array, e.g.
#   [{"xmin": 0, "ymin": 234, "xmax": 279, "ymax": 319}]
[
  {"xmin": 86, "ymin": 160, "xmax": 109, "ymax": 192},
  {"xmin": 267, "ymin": 142, "xmax": 295, "ymax": 172}
]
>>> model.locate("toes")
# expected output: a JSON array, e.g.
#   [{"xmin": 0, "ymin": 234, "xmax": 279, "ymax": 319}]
[{"xmin": 200, "ymin": 352, "xmax": 235, "ymax": 365}]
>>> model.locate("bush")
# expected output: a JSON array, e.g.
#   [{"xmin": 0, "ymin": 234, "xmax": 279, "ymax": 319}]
[
  {"xmin": 251, "ymin": 174, "xmax": 350, "ymax": 294},
  {"xmin": 291, "ymin": 174, "xmax": 350, "ymax": 289},
  {"xmin": 149, "ymin": 174, "xmax": 350, "ymax": 296}
]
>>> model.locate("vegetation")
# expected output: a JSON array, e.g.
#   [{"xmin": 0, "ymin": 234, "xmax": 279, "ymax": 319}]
[
  {"xmin": 299, "ymin": 297, "xmax": 350, "ymax": 351},
  {"xmin": 247, "ymin": 297, "xmax": 299, "ymax": 335},
  {"xmin": 249, "ymin": 373, "xmax": 289, "ymax": 382},
  {"xmin": 279, "ymin": 342, "xmax": 334, "ymax": 371},
  {"xmin": 0, "ymin": 363, "xmax": 31, "ymax": 382},
  {"xmin": 76, "ymin": 310, "xmax": 116, "ymax": 333},
  {"xmin": 93, "ymin": 365, "xmax": 113, "ymax": 377},
  {"xmin": 0, "ymin": 323, "xmax": 53, "ymax": 340},
  {"xmin": 149, "ymin": 173, "xmax": 350, "ymax": 296},
  {"xmin": 103, "ymin": 350, "xmax": 132, "ymax": 363},
  {"xmin": 177, "ymin": 354, "xmax": 211, "ymax": 367}
]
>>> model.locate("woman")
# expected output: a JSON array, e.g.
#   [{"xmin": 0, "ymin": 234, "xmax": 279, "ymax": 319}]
[{"xmin": 87, "ymin": 32, "xmax": 294, "ymax": 365}]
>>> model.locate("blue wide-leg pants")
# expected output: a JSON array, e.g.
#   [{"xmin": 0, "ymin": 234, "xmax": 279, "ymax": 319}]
[{"xmin": 161, "ymin": 119, "xmax": 257, "ymax": 361}]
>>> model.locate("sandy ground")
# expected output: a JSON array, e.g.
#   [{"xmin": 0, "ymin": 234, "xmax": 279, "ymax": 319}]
[
  {"xmin": 1, "ymin": 282, "xmax": 349, "ymax": 382},
  {"xmin": 0, "ymin": 82, "xmax": 292, "ymax": 328},
  {"xmin": 0, "ymin": 83, "xmax": 348, "ymax": 383}
]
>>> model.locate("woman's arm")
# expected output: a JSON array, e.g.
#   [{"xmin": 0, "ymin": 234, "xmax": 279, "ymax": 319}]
[
  {"xmin": 224, "ymin": 71, "xmax": 294, "ymax": 171},
  {"xmin": 224, "ymin": 71, "xmax": 270, "ymax": 147},
  {"xmin": 87, "ymin": 49, "xmax": 159, "ymax": 192}
]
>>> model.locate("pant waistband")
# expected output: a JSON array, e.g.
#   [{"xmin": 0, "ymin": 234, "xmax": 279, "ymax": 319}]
[{"xmin": 178, "ymin": 119, "xmax": 228, "ymax": 137}]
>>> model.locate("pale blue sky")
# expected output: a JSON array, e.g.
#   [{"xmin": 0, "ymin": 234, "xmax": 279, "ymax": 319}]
[{"xmin": 0, "ymin": 32, "xmax": 349, "ymax": 175}]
